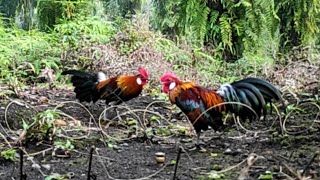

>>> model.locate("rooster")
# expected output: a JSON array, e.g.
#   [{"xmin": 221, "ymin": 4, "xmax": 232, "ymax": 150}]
[
  {"xmin": 160, "ymin": 73, "xmax": 284, "ymax": 147},
  {"xmin": 62, "ymin": 68, "xmax": 148, "ymax": 119}
]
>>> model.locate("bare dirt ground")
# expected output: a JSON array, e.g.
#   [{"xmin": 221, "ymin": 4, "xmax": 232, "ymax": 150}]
[{"xmin": 0, "ymin": 83, "xmax": 319, "ymax": 180}]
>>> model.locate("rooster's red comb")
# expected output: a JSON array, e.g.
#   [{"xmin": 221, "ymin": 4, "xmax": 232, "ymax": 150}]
[
  {"xmin": 160, "ymin": 73, "xmax": 177, "ymax": 82},
  {"xmin": 138, "ymin": 67, "xmax": 148, "ymax": 79}
]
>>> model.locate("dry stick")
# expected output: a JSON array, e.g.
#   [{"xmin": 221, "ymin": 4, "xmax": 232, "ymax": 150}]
[
  {"xmin": 272, "ymin": 103, "xmax": 285, "ymax": 135},
  {"xmin": 28, "ymin": 147, "xmax": 54, "ymax": 157},
  {"xmin": 0, "ymin": 131, "xmax": 13, "ymax": 149},
  {"xmin": 20, "ymin": 148, "xmax": 46, "ymax": 177},
  {"xmin": 301, "ymin": 152, "xmax": 319, "ymax": 177},
  {"xmin": 19, "ymin": 148, "xmax": 26, "ymax": 180},
  {"xmin": 98, "ymin": 106, "xmax": 169, "ymax": 141},
  {"xmin": 237, "ymin": 154, "xmax": 259, "ymax": 180},
  {"xmin": 98, "ymin": 106, "xmax": 140, "ymax": 142},
  {"xmin": 286, "ymin": 88, "xmax": 300, "ymax": 105},
  {"xmin": 55, "ymin": 101, "xmax": 110, "ymax": 148},
  {"xmin": 236, "ymin": 104, "xmax": 280, "ymax": 134},
  {"xmin": 278, "ymin": 166, "xmax": 295, "ymax": 180},
  {"xmin": 232, "ymin": 115, "xmax": 242, "ymax": 138},
  {"xmin": 5, "ymin": 99, "xmax": 38, "ymax": 133},
  {"xmin": 0, "ymin": 123, "xmax": 10, "ymax": 142},
  {"xmin": 172, "ymin": 147, "xmax": 182, "ymax": 180},
  {"xmin": 179, "ymin": 146, "xmax": 193, "ymax": 164},
  {"xmin": 142, "ymin": 100, "xmax": 173, "ymax": 127},
  {"xmin": 53, "ymin": 101, "xmax": 96, "ymax": 136},
  {"xmin": 282, "ymin": 102, "xmax": 320, "ymax": 135},
  {"xmin": 189, "ymin": 101, "xmax": 278, "ymax": 139},
  {"xmin": 72, "ymin": 149, "xmax": 115, "ymax": 161},
  {"xmin": 87, "ymin": 146, "xmax": 96, "ymax": 180},
  {"xmin": 282, "ymin": 163, "xmax": 300, "ymax": 179},
  {"xmin": 214, "ymin": 154, "xmax": 253, "ymax": 174},
  {"xmin": 192, "ymin": 102, "xmax": 257, "ymax": 130}
]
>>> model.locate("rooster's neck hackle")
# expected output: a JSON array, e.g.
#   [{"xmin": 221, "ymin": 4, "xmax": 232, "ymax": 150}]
[
  {"xmin": 169, "ymin": 81, "xmax": 196, "ymax": 103},
  {"xmin": 117, "ymin": 75, "xmax": 143, "ymax": 95}
]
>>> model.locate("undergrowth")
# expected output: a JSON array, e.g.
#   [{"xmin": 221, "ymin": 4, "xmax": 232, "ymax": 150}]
[
  {"xmin": 0, "ymin": 15, "xmax": 116, "ymax": 95},
  {"xmin": 1, "ymin": 10, "xmax": 317, "ymax": 97}
]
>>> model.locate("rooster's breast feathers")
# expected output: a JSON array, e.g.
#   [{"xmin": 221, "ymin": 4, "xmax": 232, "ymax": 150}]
[{"xmin": 169, "ymin": 82, "xmax": 224, "ymax": 115}]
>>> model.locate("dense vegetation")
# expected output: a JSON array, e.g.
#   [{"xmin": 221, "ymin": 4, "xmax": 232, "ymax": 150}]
[{"xmin": 0, "ymin": 0, "xmax": 319, "ymax": 93}]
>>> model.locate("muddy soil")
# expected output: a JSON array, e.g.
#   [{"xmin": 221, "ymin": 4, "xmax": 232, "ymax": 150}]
[{"xmin": 0, "ymin": 88, "xmax": 319, "ymax": 180}]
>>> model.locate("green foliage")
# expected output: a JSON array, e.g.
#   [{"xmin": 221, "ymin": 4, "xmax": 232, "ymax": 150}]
[
  {"xmin": 45, "ymin": 174, "xmax": 67, "ymax": 180},
  {"xmin": 103, "ymin": 0, "xmax": 143, "ymax": 18},
  {"xmin": 0, "ymin": 149, "xmax": 17, "ymax": 161},
  {"xmin": 19, "ymin": 109, "xmax": 61, "ymax": 142},
  {"xmin": 258, "ymin": 171, "xmax": 273, "ymax": 180},
  {"xmin": 0, "ymin": 19, "xmax": 61, "ymax": 89},
  {"xmin": 152, "ymin": 0, "xmax": 320, "ymax": 63},
  {"xmin": 154, "ymin": 38, "xmax": 190, "ymax": 64},
  {"xmin": 35, "ymin": 109, "xmax": 60, "ymax": 129},
  {"xmin": 276, "ymin": 0, "xmax": 320, "ymax": 50},
  {"xmin": 54, "ymin": 139, "xmax": 75, "ymax": 151},
  {"xmin": 37, "ymin": 0, "xmax": 100, "ymax": 31},
  {"xmin": 152, "ymin": 0, "xmax": 279, "ymax": 60},
  {"xmin": 54, "ymin": 16, "xmax": 117, "ymax": 48},
  {"xmin": 0, "ymin": 11, "xmax": 118, "ymax": 90}
]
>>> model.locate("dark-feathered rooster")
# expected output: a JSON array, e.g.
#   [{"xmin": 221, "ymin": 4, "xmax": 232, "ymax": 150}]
[
  {"xmin": 160, "ymin": 73, "xmax": 284, "ymax": 147},
  {"xmin": 62, "ymin": 68, "xmax": 148, "ymax": 119}
]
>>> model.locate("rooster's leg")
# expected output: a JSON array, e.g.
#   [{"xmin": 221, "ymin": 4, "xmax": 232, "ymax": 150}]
[
  {"xmin": 188, "ymin": 132, "xmax": 201, "ymax": 151},
  {"xmin": 195, "ymin": 132, "xmax": 206, "ymax": 151}
]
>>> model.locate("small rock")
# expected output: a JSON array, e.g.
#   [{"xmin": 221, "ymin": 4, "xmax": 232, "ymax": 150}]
[
  {"xmin": 224, "ymin": 143, "xmax": 230, "ymax": 147},
  {"xmin": 171, "ymin": 119, "xmax": 177, "ymax": 122},
  {"xmin": 32, "ymin": 164, "xmax": 41, "ymax": 169},
  {"xmin": 41, "ymin": 164, "xmax": 51, "ymax": 170},
  {"xmin": 112, "ymin": 145, "xmax": 120, "ymax": 150},
  {"xmin": 236, "ymin": 148, "xmax": 243, "ymax": 153},
  {"xmin": 199, "ymin": 148, "xmax": 207, "ymax": 153},
  {"xmin": 116, "ymin": 149, "xmax": 123, "ymax": 153},
  {"xmin": 180, "ymin": 138, "xmax": 192, "ymax": 143},
  {"xmin": 224, "ymin": 148, "xmax": 232, "ymax": 155},
  {"xmin": 121, "ymin": 143, "xmax": 129, "ymax": 147}
]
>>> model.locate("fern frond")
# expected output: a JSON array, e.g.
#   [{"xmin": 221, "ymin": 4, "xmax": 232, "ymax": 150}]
[{"xmin": 219, "ymin": 13, "xmax": 233, "ymax": 53}]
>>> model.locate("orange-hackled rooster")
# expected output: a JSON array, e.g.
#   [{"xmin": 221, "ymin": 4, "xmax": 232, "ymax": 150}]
[
  {"xmin": 160, "ymin": 73, "xmax": 284, "ymax": 147},
  {"xmin": 62, "ymin": 67, "xmax": 148, "ymax": 119}
]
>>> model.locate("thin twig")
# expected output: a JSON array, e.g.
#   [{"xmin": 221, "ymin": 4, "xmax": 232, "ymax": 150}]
[
  {"xmin": 0, "ymin": 131, "xmax": 13, "ymax": 149},
  {"xmin": 301, "ymin": 152, "xmax": 319, "ymax": 177},
  {"xmin": 20, "ymin": 148, "xmax": 26, "ymax": 180},
  {"xmin": 87, "ymin": 146, "xmax": 96, "ymax": 180},
  {"xmin": 237, "ymin": 154, "xmax": 259, "ymax": 180},
  {"xmin": 172, "ymin": 147, "xmax": 182, "ymax": 180},
  {"xmin": 5, "ymin": 99, "xmax": 38, "ymax": 133},
  {"xmin": 20, "ymin": 148, "xmax": 46, "ymax": 177},
  {"xmin": 283, "ymin": 102, "xmax": 319, "ymax": 135}
]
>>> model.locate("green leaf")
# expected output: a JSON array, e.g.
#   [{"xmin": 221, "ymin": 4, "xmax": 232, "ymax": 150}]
[
  {"xmin": 1, "ymin": 149, "xmax": 17, "ymax": 161},
  {"xmin": 258, "ymin": 171, "xmax": 273, "ymax": 180}
]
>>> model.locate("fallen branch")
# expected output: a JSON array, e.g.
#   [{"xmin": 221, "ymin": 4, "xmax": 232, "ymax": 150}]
[{"xmin": 237, "ymin": 153, "xmax": 259, "ymax": 180}]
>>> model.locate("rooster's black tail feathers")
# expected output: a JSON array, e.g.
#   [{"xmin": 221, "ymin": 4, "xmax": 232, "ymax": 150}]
[
  {"xmin": 218, "ymin": 77, "xmax": 285, "ymax": 120},
  {"xmin": 62, "ymin": 70, "xmax": 99, "ymax": 102}
]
